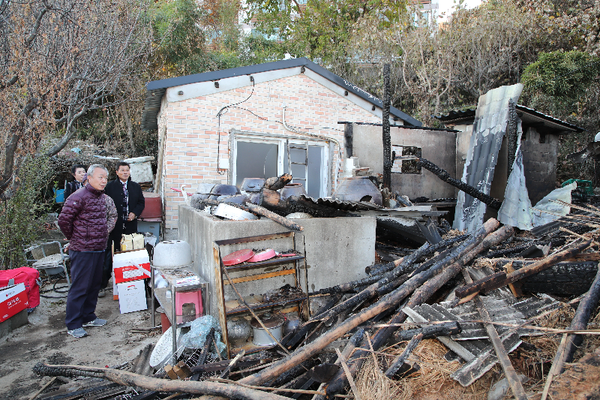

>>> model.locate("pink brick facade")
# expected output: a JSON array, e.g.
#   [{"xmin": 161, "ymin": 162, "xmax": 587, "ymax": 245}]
[{"xmin": 158, "ymin": 74, "xmax": 385, "ymax": 229}]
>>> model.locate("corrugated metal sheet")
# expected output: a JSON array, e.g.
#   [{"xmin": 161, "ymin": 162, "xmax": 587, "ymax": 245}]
[
  {"xmin": 453, "ymin": 84, "xmax": 524, "ymax": 232},
  {"xmin": 405, "ymin": 294, "xmax": 559, "ymax": 341}
]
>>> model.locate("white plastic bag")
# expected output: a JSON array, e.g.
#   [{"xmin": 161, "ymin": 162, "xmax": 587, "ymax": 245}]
[{"xmin": 531, "ymin": 182, "xmax": 576, "ymax": 227}]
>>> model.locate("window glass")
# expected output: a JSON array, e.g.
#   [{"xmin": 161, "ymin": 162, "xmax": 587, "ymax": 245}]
[{"xmin": 235, "ymin": 141, "xmax": 278, "ymax": 186}]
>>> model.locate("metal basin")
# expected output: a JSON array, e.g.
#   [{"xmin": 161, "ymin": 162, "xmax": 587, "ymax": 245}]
[
  {"xmin": 153, "ymin": 240, "xmax": 192, "ymax": 268},
  {"xmin": 251, "ymin": 314, "xmax": 284, "ymax": 346}
]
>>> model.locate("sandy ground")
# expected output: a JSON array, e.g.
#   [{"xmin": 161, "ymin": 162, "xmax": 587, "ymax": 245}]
[{"xmin": 0, "ymin": 282, "xmax": 159, "ymax": 399}]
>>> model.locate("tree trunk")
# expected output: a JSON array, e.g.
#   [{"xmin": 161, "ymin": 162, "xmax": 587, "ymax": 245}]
[{"xmin": 121, "ymin": 102, "xmax": 136, "ymax": 154}]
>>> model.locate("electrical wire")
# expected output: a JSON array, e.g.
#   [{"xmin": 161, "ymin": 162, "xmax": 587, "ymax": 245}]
[
  {"xmin": 213, "ymin": 79, "xmax": 346, "ymax": 189},
  {"xmin": 215, "ymin": 77, "xmax": 257, "ymax": 174},
  {"xmin": 39, "ymin": 273, "xmax": 69, "ymax": 298}
]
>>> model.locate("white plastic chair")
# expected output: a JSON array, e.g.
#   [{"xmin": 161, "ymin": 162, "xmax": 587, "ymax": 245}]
[{"xmin": 24, "ymin": 241, "xmax": 71, "ymax": 286}]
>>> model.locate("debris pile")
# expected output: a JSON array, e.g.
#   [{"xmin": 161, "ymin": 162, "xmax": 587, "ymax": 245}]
[{"xmin": 31, "ymin": 198, "xmax": 600, "ymax": 399}]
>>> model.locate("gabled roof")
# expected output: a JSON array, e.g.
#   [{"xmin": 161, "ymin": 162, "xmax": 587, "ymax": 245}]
[
  {"xmin": 434, "ymin": 105, "xmax": 584, "ymax": 133},
  {"xmin": 141, "ymin": 57, "xmax": 421, "ymax": 131}
]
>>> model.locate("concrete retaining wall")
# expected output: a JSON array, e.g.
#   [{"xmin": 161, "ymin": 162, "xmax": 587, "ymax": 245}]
[{"xmin": 177, "ymin": 205, "xmax": 376, "ymax": 319}]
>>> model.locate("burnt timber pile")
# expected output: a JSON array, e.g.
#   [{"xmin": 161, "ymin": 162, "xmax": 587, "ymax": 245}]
[{"xmin": 31, "ymin": 198, "xmax": 600, "ymax": 400}]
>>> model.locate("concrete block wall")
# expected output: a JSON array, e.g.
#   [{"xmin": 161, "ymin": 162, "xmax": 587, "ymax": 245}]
[
  {"xmin": 352, "ymin": 124, "xmax": 458, "ymax": 200},
  {"xmin": 521, "ymin": 127, "xmax": 560, "ymax": 204},
  {"xmin": 160, "ymin": 74, "xmax": 382, "ymax": 229},
  {"xmin": 178, "ymin": 205, "xmax": 376, "ymax": 320}
]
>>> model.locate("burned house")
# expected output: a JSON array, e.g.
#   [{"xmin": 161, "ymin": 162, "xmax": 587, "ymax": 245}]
[
  {"xmin": 140, "ymin": 58, "xmax": 430, "ymax": 345},
  {"xmin": 436, "ymin": 104, "xmax": 584, "ymax": 205},
  {"xmin": 141, "ymin": 57, "xmax": 422, "ymax": 231}
]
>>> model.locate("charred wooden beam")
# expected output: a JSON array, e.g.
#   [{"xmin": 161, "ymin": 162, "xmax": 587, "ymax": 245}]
[
  {"xmin": 220, "ymin": 350, "xmax": 245, "ymax": 379},
  {"xmin": 382, "ymin": 63, "xmax": 392, "ymax": 189},
  {"xmin": 384, "ymin": 333, "xmax": 423, "ymax": 378},
  {"xmin": 33, "ymin": 363, "xmax": 289, "ymax": 400},
  {"xmin": 455, "ymin": 239, "xmax": 592, "ymax": 300},
  {"xmin": 541, "ymin": 266, "xmax": 600, "ymax": 400},
  {"xmin": 269, "ymin": 358, "xmax": 321, "ymax": 389},
  {"xmin": 265, "ymin": 174, "xmax": 293, "ymax": 191},
  {"xmin": 417, "ymin": 158, "xmax": 503, "ymax": 210},
  {"xmin": 241, "ymin": 219, "xmax": 500, "ymax": 387},
  {"xmin": 391, "ymin": 321, "xmax": 461, "ymax": 343},
  {"xmin": 365, "ymin": 234, "xmax": 469, "ymax": 276},
  {"xmin": 311, "ymin": 329, "xmax": 364, "ymax": 400},
  {"xmin": 244, "ymin": 202, "xmax": 304, "ymax": 231}
]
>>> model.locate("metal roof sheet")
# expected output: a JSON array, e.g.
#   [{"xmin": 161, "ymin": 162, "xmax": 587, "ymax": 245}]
[{"xmin": 434, "ymin": 105, "xmax": 584, "ymax": 133}]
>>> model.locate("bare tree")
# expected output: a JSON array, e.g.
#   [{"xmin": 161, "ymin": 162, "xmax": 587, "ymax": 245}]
[{"xmin": 0, "ymin": 0, "xmax": 152, "ymax": 199}]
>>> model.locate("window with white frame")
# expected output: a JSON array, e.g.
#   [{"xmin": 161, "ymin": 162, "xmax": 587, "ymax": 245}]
[{"xmin": 232, "ymin": 132, "xmax": 330, "ymax": 198}]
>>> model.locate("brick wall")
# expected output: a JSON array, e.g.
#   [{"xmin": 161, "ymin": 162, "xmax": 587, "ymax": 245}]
[{"xmin": 160, "ymin": 74, "xmax": 382, "ymax": 229}]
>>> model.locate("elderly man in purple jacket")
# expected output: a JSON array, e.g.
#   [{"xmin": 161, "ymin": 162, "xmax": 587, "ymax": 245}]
[{"xmin": 58, "ymin": 164, "xmax": 117, "ymax": 338}]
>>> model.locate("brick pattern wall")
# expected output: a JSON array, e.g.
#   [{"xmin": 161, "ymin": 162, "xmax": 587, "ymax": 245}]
[{"xmin": 160, "ymin": 74, "xmax": 382, "ymax": 228}]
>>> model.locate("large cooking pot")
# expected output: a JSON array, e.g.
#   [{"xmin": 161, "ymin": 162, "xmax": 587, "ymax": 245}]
[
  {"xmin": 241, "ymin": 178, "xmax": 265, "ymax": 193},
  {"xmin": 251, "ymin": 314, "xmax": 284, "ymax": 346},
  {"xmin": 209, "ymin": 184, "xmax": 240, "ymax": 199}
]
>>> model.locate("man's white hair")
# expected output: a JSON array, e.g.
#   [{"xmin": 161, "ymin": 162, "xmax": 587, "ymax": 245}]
[{"xmin": 87, "ymin": 164, "xmax": 108, "ymax": 176}]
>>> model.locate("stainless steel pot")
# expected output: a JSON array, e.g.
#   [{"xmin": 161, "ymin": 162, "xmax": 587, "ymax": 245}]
[
  {"xmin": 251, "ymin": 315, "xmax": 284, "ymax": 346},
  {"xmin": 227, "ymin": 317, "xmax": 252, "ymax": 342}
]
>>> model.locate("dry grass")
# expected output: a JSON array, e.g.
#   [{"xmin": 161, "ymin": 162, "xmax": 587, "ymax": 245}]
[
  {"xmin": 355, "ymin": 339, "xmax": 496, "ymax": 400},
  {"xmin": 355, "ymin": 303, "xmax": 600, "ymax": 400}
]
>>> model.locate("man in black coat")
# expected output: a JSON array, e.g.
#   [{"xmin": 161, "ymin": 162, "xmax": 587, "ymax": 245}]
[{"xmin": 100, "ymin": 161, "xmax": 145, "ymax": 296}]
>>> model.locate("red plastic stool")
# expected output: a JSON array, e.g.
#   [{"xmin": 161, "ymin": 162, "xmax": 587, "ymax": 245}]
[{"xmin": 175, "ymin": 289, "xmax": 203, "ymax": 323}]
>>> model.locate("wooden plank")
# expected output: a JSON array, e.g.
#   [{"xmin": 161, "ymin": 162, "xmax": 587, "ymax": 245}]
[
  {"xmin": 213, "ymin": 244, "xmax": 230, "ymax": 358},
  {"xmin": 224, "ymin": 269, "xmax": 296, "ymax": 285},
  {"xmin": 473, "ymin": 296, "xmax": 527, "ymax": 400},
  {"xmin": 226, "ymin": 295, "xmax": 307, "ymax": 315},
  {"xmin": 224, "ymin": 255, "xmax": 304, "ymax": 272}
]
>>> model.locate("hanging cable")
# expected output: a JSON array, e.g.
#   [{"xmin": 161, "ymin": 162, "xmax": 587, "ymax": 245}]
[{"xmin": 215, "ymin": 76, "xmax": 256, "ymax": 174}]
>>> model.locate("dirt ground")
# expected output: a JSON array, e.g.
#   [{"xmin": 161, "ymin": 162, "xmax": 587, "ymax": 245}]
[{"xmin": 0, "ymin": 283, "xmax": 159, "ymax": 400}]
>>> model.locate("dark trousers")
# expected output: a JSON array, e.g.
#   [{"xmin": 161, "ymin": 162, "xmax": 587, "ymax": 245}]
[
  {"xmin": 66, "ymin": 250, "xmax": 105, "ymax": 330},
  {"xmin": 101, "ymin": 234, "xmax": 119, "ymax": 290}
]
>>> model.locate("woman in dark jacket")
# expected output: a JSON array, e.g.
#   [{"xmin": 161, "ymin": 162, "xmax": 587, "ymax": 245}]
[{"xmin": 64, "ymin": 164, "xmax": 87, "ymax": 199}]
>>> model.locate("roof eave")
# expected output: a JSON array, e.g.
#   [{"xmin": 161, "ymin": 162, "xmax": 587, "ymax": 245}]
[{"xmin": 141, "ymin": 58, "xmax": 421, "ymax": 131}]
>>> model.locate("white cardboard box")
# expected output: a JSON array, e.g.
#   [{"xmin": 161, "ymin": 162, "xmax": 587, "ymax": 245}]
[
  {"xmin": 0, "ymin": 283, "xmax": 27, "ymax": 322},
  {"xmin": 113, "ymin": 250, "xmax": 150, "ymax": 284},
  {"xmin": 117, "ymin": 280, "xmax": 147, "ymax": 314}
]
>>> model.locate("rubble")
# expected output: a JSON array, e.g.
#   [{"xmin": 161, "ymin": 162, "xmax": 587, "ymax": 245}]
[
  {"xmin": 27, "ymin": 196, "xmax": 600, "ymax": 399},
  {"xmin": 16, "ymin": 148, "xmax": 600, "ymax": 400}
]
